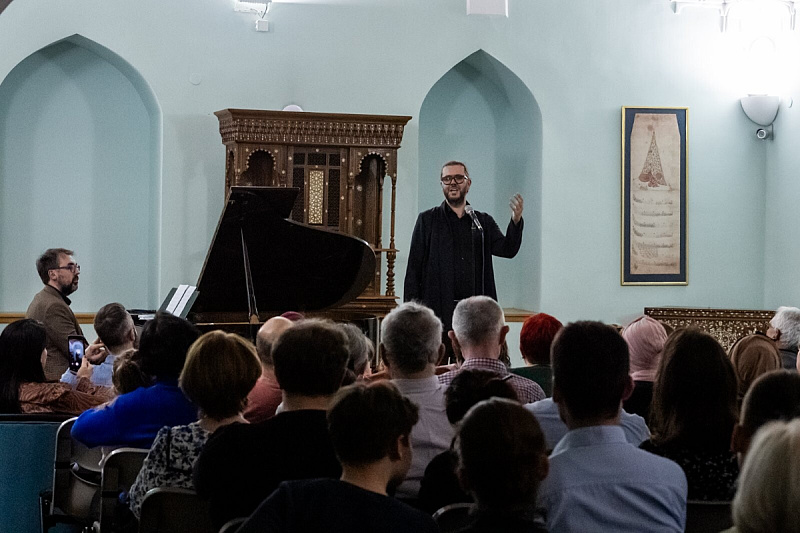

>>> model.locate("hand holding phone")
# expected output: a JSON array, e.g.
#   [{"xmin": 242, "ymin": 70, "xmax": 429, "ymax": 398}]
[{"xmin": 68, "ymin": 335, "xmax": 88, "ymax": 372}]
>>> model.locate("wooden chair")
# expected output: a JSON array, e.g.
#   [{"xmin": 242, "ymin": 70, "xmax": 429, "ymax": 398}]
[
  {"xmin": 432, "ymin": 502, "xmax": 476, "ymax": 533},
  {"xmin": 684, "ymin": 500, "xmax": 733, "ymax": 533},
  {"xmin": 219, "ymin": 517, "xmax": 247, "ymax": 533},
  {"xmin": 96, "ymin": 447, "xmax": 148, "ymax": 533},
  {"xmin": 137, "ymin": 487, "xmax": 215, "ymax": 533}
]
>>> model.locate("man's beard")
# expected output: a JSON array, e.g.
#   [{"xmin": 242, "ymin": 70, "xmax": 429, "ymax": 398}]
[
  {"xmin": 445, "ymin": 189, "xmax": 466, "ymax": 207},
  {"xmin": 60, "ymin": 279, "xmax": 77, "ymax": 296}
]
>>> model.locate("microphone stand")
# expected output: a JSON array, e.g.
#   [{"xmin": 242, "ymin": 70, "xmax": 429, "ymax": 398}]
[{"xmin": 466, "ymin": 206, "xmax": 485, "ymax": 295}]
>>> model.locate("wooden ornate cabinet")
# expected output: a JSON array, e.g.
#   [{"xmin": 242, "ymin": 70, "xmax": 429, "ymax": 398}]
[{"xmin": 214, "ymin": 109, "xmax": 412, "ymax": 317}]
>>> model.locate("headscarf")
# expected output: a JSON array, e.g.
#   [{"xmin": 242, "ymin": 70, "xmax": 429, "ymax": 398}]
[
  {"xmin": 729, "ymin": 334, "xmax": 782, "ymax": 402},
  {"xmin": 622, "ymin": 316, "xmax": 668, "ymax": 382}
]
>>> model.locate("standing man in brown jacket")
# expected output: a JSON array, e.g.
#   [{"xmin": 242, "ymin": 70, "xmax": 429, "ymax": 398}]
[{"xmin": 26, "ymin": 248, "xmax": 83, "ymax": 380}]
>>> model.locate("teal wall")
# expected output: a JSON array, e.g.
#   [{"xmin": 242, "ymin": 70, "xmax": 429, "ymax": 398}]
[{"xmin": 0, "ymin": 0, "xmax": 791, "ymax": 327}]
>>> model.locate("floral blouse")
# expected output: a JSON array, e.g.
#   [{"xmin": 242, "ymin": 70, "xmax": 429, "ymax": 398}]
[{"xmin": 128, "ymin": 421, "xmax": 210, "ymax": 518}]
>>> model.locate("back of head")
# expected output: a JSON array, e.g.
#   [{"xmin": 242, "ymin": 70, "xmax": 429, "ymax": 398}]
[
  {"xmin": 520, "ymin": 313, "xmax": 563, "ymax": 365},
  {"xmin": 36, "ymin": 248, "xmax": 73, "ymax": 284},
  {"xmin": 551, "ymin": 321, "xmax": 629, "ymax": 422},
  {"xmin": 445, "ymin": 369, "xmax": 519, "ymax": 424},
  {"xmin": 0, "ymin": 319, "xmax": 47, "ymax": 413},
  {"xmin": 771, "ymin": 306, "xmax": 800, "ymax": 348},
  {"xmin": 272, "ymin": 319, "xmax": 349, "ymax": 396},
  {"xmin": 340, "ymin": 323, "xmax": 371, "ymax": 384},
  {"xmin": 381, "ymin": 302, "xmax": 442, "ymax": 374},
  {"xmin": 255, "ymin": 316, "xmax": 293, "ymax": 367},
  {"xmin": 94, "ymin": 302, "xmax": 133, "ymax": 349},
  {"xmin": 180, "ymin": 330, "xmax": 261, "ymax": 420},
  {"xmin": 740, "ymin": 370, "xmax": 800, "ymax": 436},
  {"xmin": 112, "ymin": 349, "xmax": 149, "ymax": 395},
  {"xmin": 327, "ymin": 381, "xmax": 419, "ymax": 467},
  {"xmin": 456, "ymin": 398, "xmax": 547, "ymax": 511},
  {"xmin": 651, "ymin": 328, "xmax": 737, "ymax": 449},
  {"xmin": 729, "ymin": 334, "xmax": 782, "ymax": 402},
  {"xmin": 452, "ymin": 296, "xmax": 504, "ymax": 348},
  {"xmin": 733, "ymin": 419, "xmax": 800, "ymax": 533},
  {"xmin": 622, "ymin": 315, "xmax": 668, "ymax": 381},
  {"xmin": 137, "ymin": 312, "xmax": 200, "ymax": 381}
]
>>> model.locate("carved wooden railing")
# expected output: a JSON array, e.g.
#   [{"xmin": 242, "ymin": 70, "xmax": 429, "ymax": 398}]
[{"xmin": 645, "ymin": 307, "xmax": 773, "ymax": 351}]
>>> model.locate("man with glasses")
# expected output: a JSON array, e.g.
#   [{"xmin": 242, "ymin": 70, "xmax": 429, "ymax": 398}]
[
  {"xmin": 404, "ymin": 161, "xmax": 524, "ymax": 363},
  {"xmin": 25, "ymin": 248, "xmax": 84, "ymax": 379}
]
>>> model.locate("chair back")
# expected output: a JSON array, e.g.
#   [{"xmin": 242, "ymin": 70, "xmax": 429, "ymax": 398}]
[
  {"xmin": 138, "ymin": 487, "xmax": 215, "ymax": 533},
  {"xmin": 219, "ymin": 517, "xmax": 247, "ymax": 533},
  {"xmin": 433, "ymin": 502, "xmax": 476, "ymax": 533},
  {"xmin": 51, "ymin": 417, "xmax": 104, "ymax": 519},
  {"xmin": 684, "ymin": 500, "xmax": 733, "ymax": 533},
  {"xmin": 97, "ymin": 447, "xmax": 148, "ymax": 532},
  {"xmin": 0, "ymin": 413, "xmax": 71, "ymax": 533}
]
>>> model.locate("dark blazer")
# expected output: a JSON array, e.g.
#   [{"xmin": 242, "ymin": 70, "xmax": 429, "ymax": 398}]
[
  {"xmin": 25, "ymin": 285, "xmax": 83, "ymax": 380},
  {"xmin": 404, "ymin": 201, "xmax": 523, "ymax": 329}
]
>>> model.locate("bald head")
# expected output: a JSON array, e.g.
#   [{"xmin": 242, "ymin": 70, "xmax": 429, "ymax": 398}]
[{"xmin": 256, "ymin": 317, "xmax": 293, "ymax": 367}]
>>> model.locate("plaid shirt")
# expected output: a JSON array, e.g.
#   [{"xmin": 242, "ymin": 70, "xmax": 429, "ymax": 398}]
[{"xmin": 438, "ymin": 357, "xmax": 545, "ymax": 403}]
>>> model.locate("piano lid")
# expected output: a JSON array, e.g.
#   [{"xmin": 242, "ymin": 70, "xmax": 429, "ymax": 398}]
[{"xmin": 191, "ymin": 186, "xmax": 376, "ymax": 315}]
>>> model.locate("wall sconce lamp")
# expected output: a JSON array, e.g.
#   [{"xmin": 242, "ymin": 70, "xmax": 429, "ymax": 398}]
[
  {"xmin": 741, "ymin": 95, "xmax": 780, "ymax": 139},
  {"xmin": 234, "ymin": 0, "xmax": 271, "ymax": 31}
]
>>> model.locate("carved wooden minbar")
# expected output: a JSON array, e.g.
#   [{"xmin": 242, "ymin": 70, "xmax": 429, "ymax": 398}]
[
  {"xmin": 215, "ymin": 109, "xmax": 412, "ymax": 318},
  {"xmin": 644, "ymin": 307, "xmax": 774, "ymax": 351}
]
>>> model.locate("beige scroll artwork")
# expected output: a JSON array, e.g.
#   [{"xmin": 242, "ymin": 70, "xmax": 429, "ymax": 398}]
[{"xmin": 629, "ymin": 113, "xmax": 681, "ymax": 276}]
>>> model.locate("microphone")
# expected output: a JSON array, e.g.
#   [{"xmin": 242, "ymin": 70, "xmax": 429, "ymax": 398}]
[{"xmin": 465, "ymin": 205, "xmax": 483, "ymax": 231}]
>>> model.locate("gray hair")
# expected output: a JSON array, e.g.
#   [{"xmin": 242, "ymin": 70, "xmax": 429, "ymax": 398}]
[
  {"xmin": 381, "ymin": 302, "xmax": 442, "ymax": 374},
  {"xmin": 452, "ymin": 296, "xmax": 505, "ymax": 347},
  {"xmin": 771, "ymin": 306, "xmax": 800, "ymax": 348}
]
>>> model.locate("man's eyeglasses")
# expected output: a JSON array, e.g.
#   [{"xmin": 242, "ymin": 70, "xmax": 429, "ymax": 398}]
[
  {"xmin": 441, "ymin": 174, "xmax": 468, "ymax": 185},
  {"xmin": 51, "ymin": 264, "xmax": 80, "ymax": 274}
]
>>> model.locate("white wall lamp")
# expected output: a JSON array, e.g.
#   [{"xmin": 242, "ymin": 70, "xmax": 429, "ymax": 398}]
[
  {"xmin": 741, "ymin": 95, "xmax": 780, "ymax": 139},
  {"xmin": 234, "ymin": 0, "xmax": 271, "ymax": 31},
  {"xmin": 670, "ymin": 0, "xmax": 797, "ymax": 32}
]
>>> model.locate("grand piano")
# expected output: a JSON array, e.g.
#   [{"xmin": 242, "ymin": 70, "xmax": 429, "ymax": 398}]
[{"xmin": 188, "ymin": 186, "xmax": 377, "ymax": 337}]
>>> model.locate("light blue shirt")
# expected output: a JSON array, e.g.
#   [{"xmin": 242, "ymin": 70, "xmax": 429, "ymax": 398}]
[
  {"xmin": 60, "ymin": 353, "xmax": 116, "ymax": 388},
  {"xmin": 526, "ymin": 398, "xmax": 650, "ymax": 450},
  {"xmin": 538, "ymin": 425, "xmax": 687, "ymax": 533}
]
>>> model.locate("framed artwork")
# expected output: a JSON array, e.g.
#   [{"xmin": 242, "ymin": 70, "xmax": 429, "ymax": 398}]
[{"xmin": 621, "ymin": 107, "xmax": 688, "ymax": 285}]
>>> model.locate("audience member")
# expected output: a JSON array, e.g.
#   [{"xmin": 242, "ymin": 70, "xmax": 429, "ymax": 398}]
[
  {"xmin": 418, "ymin": 369, "xmax": 518, "ymax": 514},
  {"xmin": 61, "ymin": 302, "xmax": 136, "ymax": 389},
  {"xmin": 729, "ymin": 419, "xmax": 800, "ymax": 533},
  {"xmin": 0, "ymin": 319, "xmax": 109, "ymax": 414},
  {"xmin": 511, "ymin": 312, "xmax": 562, "ymax": 397},
  {"xmin": 129, "ymin": 330, "xmax": 260, "ymax": 518},
  {"xmin": 238, "ymin": 382, "xmax": 437, "ymax": 533},
  {"xmin": 538, "ymin": 321, "xmax": 686, "ymax": 532},
  {"xmin": 620, "ymin": 315, "xmax": 667, "ymax": 423},
  {"xmin": 25, "ymin": 248, "xmax": 84, "ymax": 379},
  {"xmin": 71, "ymin": 312, "xmax": 200, "ymax": 448},
  {"xmin": 641, "ymin": 328, "xmax": 739, "ymax": 501},
  {"xmin": 456, "ymin": 398, "xmax": 549, "ymax": 533},
  {"xmin": 380, "ymin": 302, "xmax": 454, "ymax": 500},
  {"xmin": 767, "ymin": 306, "xmax": 800, "ymax": 370},
  {"xmin": 244, "ymin": 316, "xmax": 293, "ymax": 423},
  {"xmin": 731, "ymin": 370, "xmax": 800, "ymax": 464},
  {"xmin": 111, "ymin": 349, "xmax": 148, "ymax": 395},
  {"xmin": 341, "ymin": 323, "xmax": 372, "ymax": 384},
  {"xmin": 728, "ymin": 334, "xmax": 781, "ymax": 408},
  {"xmin": 193, "ymin": 319, "xmax": 348, "ymax": 529},
  {"xmin": 440, "ymin": 296, "xmax": 544, "ymax": 403}
]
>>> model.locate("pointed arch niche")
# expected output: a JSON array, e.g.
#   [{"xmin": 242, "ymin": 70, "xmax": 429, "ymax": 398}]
[
  {"xmin": 418, "ymin": 50, "xmax": 542, "ymax": 310},
  {"xmin": 0, "ymin": 35, "xmax": 162, "ymax": 311}
]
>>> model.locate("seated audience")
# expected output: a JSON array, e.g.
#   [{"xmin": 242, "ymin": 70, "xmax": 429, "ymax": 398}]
[
  {"xmin": 511, "ymin": 312, "xmax": 562, "ymax": 397},
  {"xmin": 61, "ymin": 302, "xmax": 136, "ymax": 388},
  {"xmin": 621, "ymin": 315, "xmax": 667, "ymax": 423},
  {"xmin": 728, "ymin": 334, "xmax": 781, "ymax": 408},
  {"xmin": 728, "ymin": 419, "xmax": 800, "ymax": 533},
  {"xmin": 128, "ymin": 330, "xmax": 261, "ymax": 518},
  {"xmin": 0, "ymin": 319, "xmax": 109, "ymax": 414},
  {"xmin": 238, "ymin": 382, "xmax": 438, "ymax": 533},
  {"xmin": 341, "ymin": 323, "xmax": 373, "ymax": 384},
  {"xmin": 440, "ymin": 296, "xmax": 545, "ymax": 403},
  {"xmin": 766, "ymin": 306, "xmax": 800, "ymax": 370},
  {"xmin": 381, "ymin": 302, "xmax": 454, "ymax": 500},
  {"xmin": 731, "ymin": 370, "xmax": 800, "ymax": 464},
  {"xmin": 538, "ymin": 321, "xmax": 686, "ymax": 533},
  {"xmin": 71, "ymin": 312, "xmax": 200, "ymax": 448},
  {"xmin": 193, "ymin": 319, "xmax": 348, "ymax": 529},
  {"xmin": 641, "ymin": 328, "xmax": 739, "ymax": 501},
  {"xmin": 244, "ymin": 316, "xmax": 293, "ymax": 423},
  {"xmin": 418, "ymin": 369, "xmax": 518, "ymax": 514},
  {"xmin": 456, "ymin": 398, "xmax": 550, "ymax": 533},
  {"xmin": 111, "ymin": 349, "xmax": 148, "ymax": 395}
]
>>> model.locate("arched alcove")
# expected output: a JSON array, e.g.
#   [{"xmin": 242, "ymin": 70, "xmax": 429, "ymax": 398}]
[
  {"xmin": 418, "ymin": 50, "xmax": 542, "ymax": 311},
  {"xmin": 0, "ymin": 35, "xmax": 162, "ymax": 312}
]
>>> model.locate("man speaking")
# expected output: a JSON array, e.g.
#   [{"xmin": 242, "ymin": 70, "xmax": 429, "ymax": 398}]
[{"xmin": 403, "ymin": 161, "xmax": 524, "ymax": 360}]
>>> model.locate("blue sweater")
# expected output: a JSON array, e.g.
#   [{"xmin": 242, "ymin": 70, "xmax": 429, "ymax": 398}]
[{"xmin": 71, "ymin": 379, "xmax": 198, "ymax": 449}]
